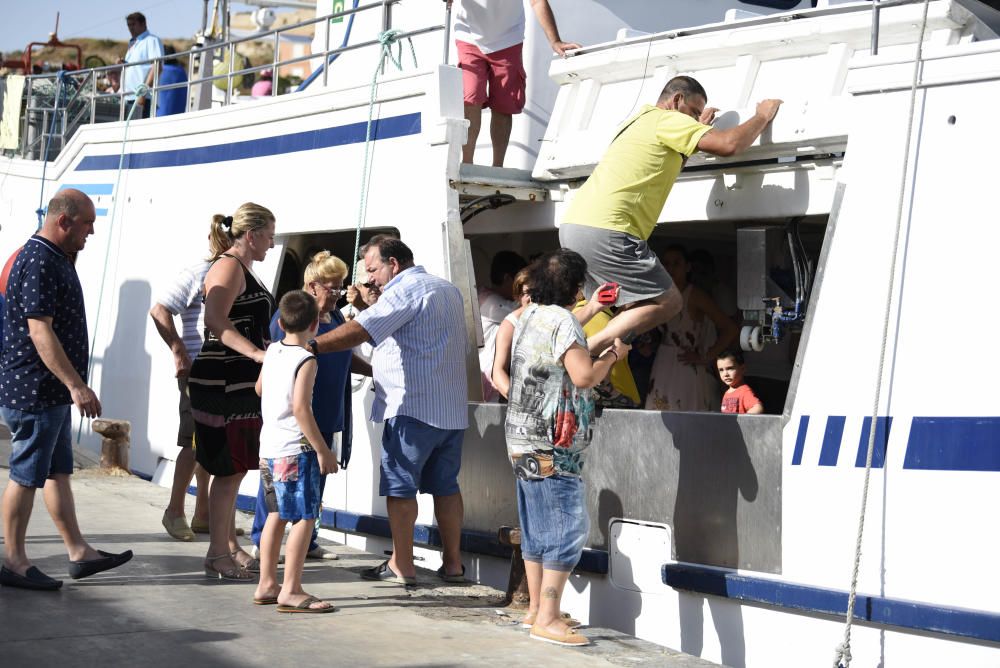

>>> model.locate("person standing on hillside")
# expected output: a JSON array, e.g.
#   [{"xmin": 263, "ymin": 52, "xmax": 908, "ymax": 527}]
[{"xmin": 119, "ymin": 11, "xmax": 163, "ymax": 119}]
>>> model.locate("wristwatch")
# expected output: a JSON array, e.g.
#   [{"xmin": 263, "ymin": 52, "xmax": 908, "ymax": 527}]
[{"xmin": 307, "ymin": 338, "xmax": 318, "ymax": 355}]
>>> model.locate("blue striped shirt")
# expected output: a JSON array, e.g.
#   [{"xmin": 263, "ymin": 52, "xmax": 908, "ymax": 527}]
[{"xmin": 356, "ymin": 266, "xmax": 468, "ymax": 430}]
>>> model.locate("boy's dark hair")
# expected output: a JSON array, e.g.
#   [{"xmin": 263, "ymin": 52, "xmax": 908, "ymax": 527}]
[
  {"xmin": 163, "ymin": 44, "xmax": 180, "ymax": 66},
  {"xmin": 278, "ymin": 290, "xmax": 318, "ymax": 334},
  {"xmin": 360, "ymin": 233, "xmax": 413, "ymax": 267},
  {"xmin": 663, "ymin": 243, "xmax": 689, "ymax": 262},
  {"xmin": 525, "ymin": 249, "xmax": 587, "ymax": 306},
  {"xmin": 489, "ymin": 250, "xmax": 527, "ymax": 286},
  {"xmin": 717, "ymin": 349, "xmax": 745, "ymax": 365}
]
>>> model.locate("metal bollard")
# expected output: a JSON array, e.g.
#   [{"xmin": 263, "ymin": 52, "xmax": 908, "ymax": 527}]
[
  {"xmin": 92, "ymin": 419, "xmax": 131, "ymax": 475},
  {"xmin": 498, "ymin": 526, "xmax": 530, "ymax": 609}
]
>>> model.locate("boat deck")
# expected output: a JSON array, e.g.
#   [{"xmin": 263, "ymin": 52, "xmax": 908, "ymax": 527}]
[{"xmin": 0, "ymin": 431, "xmax": 717, "ymax": 667}]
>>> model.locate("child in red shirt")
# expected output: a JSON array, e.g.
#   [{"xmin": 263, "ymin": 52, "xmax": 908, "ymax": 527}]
[{"xmin": 717, "ymin": 350, "xmax": 763, "ymax": 414}]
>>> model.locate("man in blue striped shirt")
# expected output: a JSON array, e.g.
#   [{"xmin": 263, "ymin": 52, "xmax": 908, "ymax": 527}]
[{"xmin": 312, "ymin": 235, "xmax": 469, "ymax": 585}]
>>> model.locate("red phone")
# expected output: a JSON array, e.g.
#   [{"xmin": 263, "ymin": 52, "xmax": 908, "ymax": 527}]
[{"xmin": 597, "ymin": 282, "xmax": 619, "ymax": 305}]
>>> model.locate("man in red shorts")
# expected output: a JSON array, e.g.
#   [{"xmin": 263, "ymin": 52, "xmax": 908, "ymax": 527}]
[{"xmin": 449, "ymin": 0, "xmax": 579, "ymax": 167}]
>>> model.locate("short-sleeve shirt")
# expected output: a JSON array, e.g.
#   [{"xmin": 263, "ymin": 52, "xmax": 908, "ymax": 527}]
[
  {"xmin": 0, "ymin": 235, "xmax": 88, "ymax": 411},
  {"xmin": 721, "ymin": 384, "xmax": 762, "ymax": 414},
  {"xmin": 155, "ymin": 260, "xmax": 210, "ymax": 360},
  {"xmin": 124, "ymin": 30, "xmax": 164, "ymax": 99},
  {"xmin": 563, "ymin": 105, "xmax": 713, "ymax": 240},
  {"xmin": 155, "ymin": 63, "xmax": 187, "ymax": 116},
  {"xmin": 270, "ymin": 311, "xmax": 352, "ymax": 436},
  {"xmin": 504, "ymin": 304, "xmax": 595, "ymax": 479},
  {"xmin": 453, "ymin": 0, "xmax": 525, "ymax": 54},
  {"xmin": 355, "ymin": 266, "xmax": 468, "ymax": 430}
]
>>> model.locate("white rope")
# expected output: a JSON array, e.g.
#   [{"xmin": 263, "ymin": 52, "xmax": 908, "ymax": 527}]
[{"xmin": 832, "ymin": 1, "xmax": 931, "ymax": 665}]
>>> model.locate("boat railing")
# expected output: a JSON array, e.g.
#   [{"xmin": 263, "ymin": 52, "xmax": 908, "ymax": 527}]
[{"xmin": 3, "ymin": 0, "xmax": 449, "ymax": 161}]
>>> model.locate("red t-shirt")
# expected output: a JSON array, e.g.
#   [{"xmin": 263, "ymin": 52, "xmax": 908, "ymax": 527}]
[{"xmin": 720, "ymin": 384, "xmax": 761, "ymax": 414}]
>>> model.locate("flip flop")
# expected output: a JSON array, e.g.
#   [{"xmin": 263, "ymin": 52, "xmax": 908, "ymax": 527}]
[
  {"xmin": 0, "ymin": 565, "xmax": 62, "ymax": 591},
  {"xmin": 68, "ymin": 550, "xmax": 134, "ymax": 580},
  {"xmin": 360, "ymin": 560, "xmax": 416, "ymax": 586},
  {"xmin": 253, "ymin": 596, "xmax": 279, "ymax": 605},
  {"xmin": 436, "ymin": 564, "xmax": 466, "ymax": 583},
  {"xmin": 276, "ymin": 595, "xmax": 336, "ymax": 614}
]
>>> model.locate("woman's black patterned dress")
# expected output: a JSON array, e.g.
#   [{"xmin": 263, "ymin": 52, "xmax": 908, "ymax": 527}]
[{"xmin": 189, "ymin": 254, "xmax": 275, "ymax": 476}]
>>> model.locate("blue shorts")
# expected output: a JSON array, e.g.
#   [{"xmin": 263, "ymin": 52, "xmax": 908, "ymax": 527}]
[
  {"xmin": 1, "ymin": 405, "xmax": 74, "ymax": 488},
  {"xmin": 379, "ymin": 415, "xmax": 464, "ymax": 499},
  {"xmin": 259, "ymin": 449, "xmax": 322, "ymax": 523},
  {"xmin": 516, "ymin": 474, "xmax": 590, "ymax": 572}
]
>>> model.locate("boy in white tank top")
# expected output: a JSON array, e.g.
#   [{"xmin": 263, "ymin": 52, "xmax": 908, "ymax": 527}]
[{"xmin": 253, "ymin": 290, "xmax": 338, "ymax": 613}]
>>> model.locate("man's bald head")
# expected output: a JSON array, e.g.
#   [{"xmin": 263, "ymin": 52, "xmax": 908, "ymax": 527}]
[{"xmin": 43, "ymin": 189, "xmax": 96, "ymax": 254}]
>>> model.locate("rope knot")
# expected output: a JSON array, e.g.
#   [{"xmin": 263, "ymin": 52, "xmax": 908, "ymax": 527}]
[{"xmin": 133, "ymin": 83, "xmax": 150, "ymax": 98}]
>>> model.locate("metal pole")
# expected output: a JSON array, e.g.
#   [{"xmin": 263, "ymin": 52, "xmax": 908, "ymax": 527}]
[
  {"xmin": 870, "ymin": 0, "xmax": 881, "ymax": 56},
  {"xmin": 151, "ymin": 56, "xmax": 160, "ymax": 117},
  {"xmin": 226, "ymin": 41, "xmax": 234, "ymax": 106},
  {"xmin": 90, "ymin": 73, "xmax": 97, "ymax": 125},
  {"xmin": 442, "ymin": 0, "xmax": 451, "ymax": 65},
  {"xmin": 272, "ymin": 31, "xmax": 280, "ymax": 96},
  {"xmin": 380, "ymin": 0, "xmax": 392, "ymax": 75},
  {"xmin": 323, "ymin": 13, "xmax": 331, "ymax": 88}
]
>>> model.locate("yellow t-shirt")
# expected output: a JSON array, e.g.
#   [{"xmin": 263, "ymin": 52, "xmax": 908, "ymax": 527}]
[{"xmin": 563, "ymin": 105, "xmax": 712, "ymax": 240}]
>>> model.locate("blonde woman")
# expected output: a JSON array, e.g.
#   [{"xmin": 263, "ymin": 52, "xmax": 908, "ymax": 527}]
[{"xmin": 188, "ymin": 203, "xmax": 276, "ymax": 581}]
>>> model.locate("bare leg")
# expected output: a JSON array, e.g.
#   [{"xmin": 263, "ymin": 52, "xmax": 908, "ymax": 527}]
[
  {"xmin": 253, "ymin": 512, "xmax": 284, "ymax": 601},
  {"xmin": 525, "ymin": 559, "xmax": 543, "ymax": 618},
  {"xmin": 42, "ymin": 474, "xmax": 100, "ymax": 562},
  {"xmin": 490, "ymin": 111, "xmax": 513, "ymax": 167},
  {"xmin": 385, "ymin": 496, "xmax": 418, "ymax": 578},
  {"xmin": 2, "ymin": 480, "xmax": 38, "ymax": 574},
  {"xmin": 433, "ymin": 492, "xmax": 464, "ymax": 575},
  {"xmin": 192, "ymin": 465, "xmax": 210, "ymax": 524},
  {"xmin": 586, "ymin": 284, "xmax": 683, "ymax": 354},
  {"xmin": 205, "ymin": 472, "xmax": 244, "ymax": 572},
  {"xmin": 534, "ymin": 568, "xmax": 573, "ymax": 633},
  {"xmin": 463, "ymin": 103, "xmax": 482, "ymax": 163},
  {"xmin": 165, "ymin": 447, "xmax": 197, "ymax": 519},
  {"xmin": 278, "ymin": 518, "xmax": 332, "ymax": 610}
]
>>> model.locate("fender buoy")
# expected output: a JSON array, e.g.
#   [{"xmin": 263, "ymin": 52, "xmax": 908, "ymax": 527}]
[{"xmin": 0, "ymin": 247, "xmax": 22, "ymax": 295}]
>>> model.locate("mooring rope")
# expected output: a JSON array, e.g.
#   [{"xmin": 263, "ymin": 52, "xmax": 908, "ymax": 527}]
[{"xmin": 832, "ymin": 0, "xmax": 931, "ymax": 665}]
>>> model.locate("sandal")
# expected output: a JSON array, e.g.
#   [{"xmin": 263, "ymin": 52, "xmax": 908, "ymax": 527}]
[
  {"xmin": 231, "ymin": 550, "xmax": 260, "ymax": 574},
  {"xmin": 529, "ymin": 624, "xmax": 590, "ymax": 647},
  {"xmin": 204, "ymin": 554, "xmax": 255, "ymax": 581},
  {"xmin": 521, "ymin": 611, "xmax": 582, "ymax": 629},
  {"xmin": 277, "ymin": 595, "xmax": 336, "ymax": 614}
]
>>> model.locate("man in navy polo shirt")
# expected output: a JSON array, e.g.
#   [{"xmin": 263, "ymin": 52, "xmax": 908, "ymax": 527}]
[{"xmin": 0, "ymin": 189, "xmax": 133, "ymax": 591}]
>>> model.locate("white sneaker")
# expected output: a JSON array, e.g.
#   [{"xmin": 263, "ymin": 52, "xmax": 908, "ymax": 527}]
[
  {"xmin": 249, "ymin": 545, "xmax": 284, "ymax": 564},
  {"xmin": 306, "ymin": 546, "xmax": 339, "ymax": 560}
]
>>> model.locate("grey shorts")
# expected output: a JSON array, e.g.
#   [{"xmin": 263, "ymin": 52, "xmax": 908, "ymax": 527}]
[
  {"xmin": 177, "ymin": 376, "xmax": 195, "ymax": 448},
  {"xmin": 559, "ymin": 223, "xmax": 674, "ymax": 306}
]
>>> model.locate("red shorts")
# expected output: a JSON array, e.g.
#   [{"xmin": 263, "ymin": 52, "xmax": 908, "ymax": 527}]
[{"xmin": 456, "ymin": 40, "xmax": 526, "ymax": 115}]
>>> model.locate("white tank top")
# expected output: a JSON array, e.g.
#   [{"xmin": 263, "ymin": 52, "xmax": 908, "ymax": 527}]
[{"xmin": 259, "ymin": 341, "xmax": 316, "ymax": 459}]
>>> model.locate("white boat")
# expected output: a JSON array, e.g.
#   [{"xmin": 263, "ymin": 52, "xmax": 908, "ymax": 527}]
[{"xmin": 1, "ymin": 1, "xmax": 999, "ymax": 665}]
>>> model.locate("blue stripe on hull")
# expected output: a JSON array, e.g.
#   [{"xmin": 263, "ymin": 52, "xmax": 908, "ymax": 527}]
[
  {"xmin": 74, "ymin": 112, "xmax": 422, "ymax": 171},
  {"xmin": 224, "ymin": 489, "xmax": 609, "ymax": 574},
  {"xmin": 904, "ymin": 417, "xmax": 1000, "ymax": 471},
  {"xmin": 818, "ymin": 415, "xmax": 845, "ymax": 466},
  {"xmin": 663, "ymin": 563, "xmax": 1000, "ymax": 643}
]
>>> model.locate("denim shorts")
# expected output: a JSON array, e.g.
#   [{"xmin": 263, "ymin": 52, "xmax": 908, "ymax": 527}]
[
  {"xmin": 1, "ymin": 405, "xmax": 74, "ymax": 488},
  {"xmin": 380, "ymin": 415, "xmax": 464, "ymax": 499},
  {"xmin": 516, "ymin": 474, "xmax": 590, "ymax": 572},
  {"xmin": 259, "ymin": 449, "xmax": 322, "ymax": 523}
]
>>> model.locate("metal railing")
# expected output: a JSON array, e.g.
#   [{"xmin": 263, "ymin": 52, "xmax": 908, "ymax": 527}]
[{"xmin": 3, "ymin": 0, "xmax": 448, "ymax": 161}]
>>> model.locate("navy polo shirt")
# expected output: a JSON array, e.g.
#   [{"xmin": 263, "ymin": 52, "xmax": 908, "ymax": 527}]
[{"xmin": 0, "ymin": 235, "xmax": 89, "ymax": 411}]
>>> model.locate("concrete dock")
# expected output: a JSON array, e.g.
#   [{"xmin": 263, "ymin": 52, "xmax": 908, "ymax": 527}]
[{"xmin": 0, "ymin": 431, "xmax": 719, "ymax": 667}]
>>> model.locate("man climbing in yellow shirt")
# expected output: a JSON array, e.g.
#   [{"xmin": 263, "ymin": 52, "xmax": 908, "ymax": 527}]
[{"xmin": 560, "ymin": 75, "xmax": 782, "ymax": 353}]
